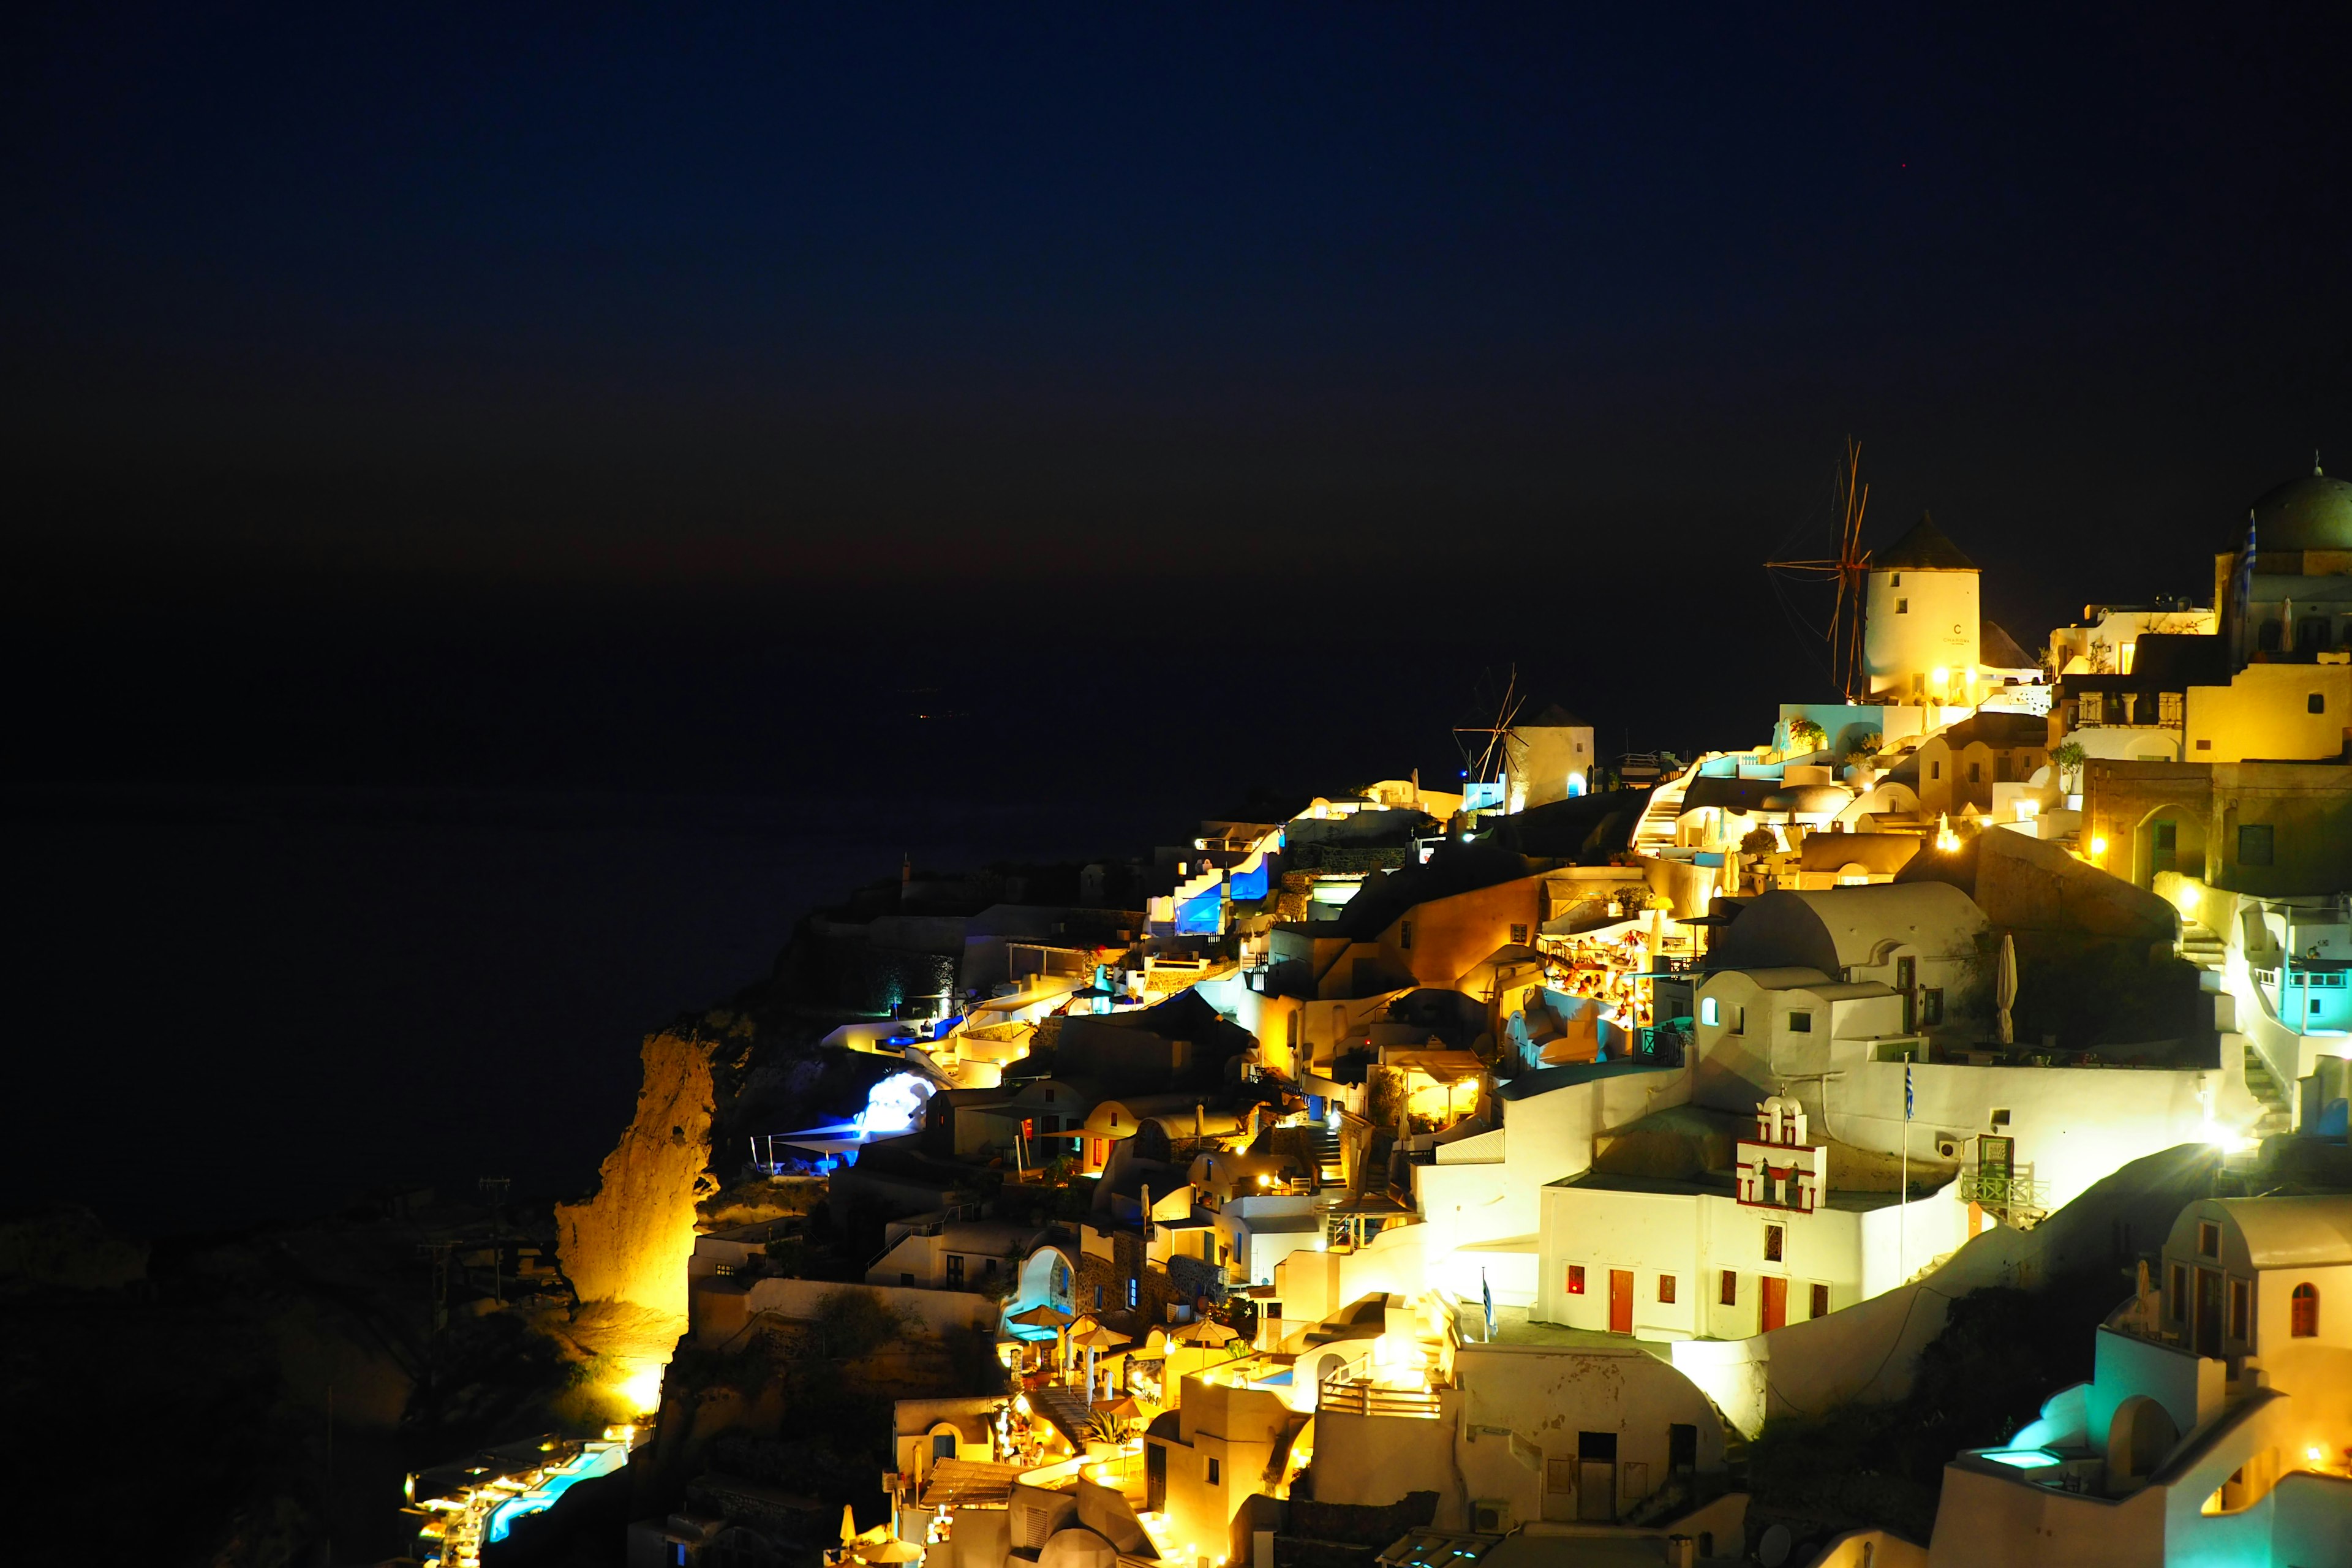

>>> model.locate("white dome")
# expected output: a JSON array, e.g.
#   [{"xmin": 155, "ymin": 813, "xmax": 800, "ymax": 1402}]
[{"xmin": 1039, "ymin": 1528, "xmax": 1118, "ymax": 1568}]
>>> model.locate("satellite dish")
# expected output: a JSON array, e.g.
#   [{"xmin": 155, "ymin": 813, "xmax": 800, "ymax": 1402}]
[{"xmin": 1757, "ymin": 1523, "xmax": 1793, "ymax": 1567}]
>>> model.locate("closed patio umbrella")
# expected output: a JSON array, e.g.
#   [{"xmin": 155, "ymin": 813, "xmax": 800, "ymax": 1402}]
[{"xmin": 1996, "ymin": 931, "xmax": 2018, "ymax": 1047}]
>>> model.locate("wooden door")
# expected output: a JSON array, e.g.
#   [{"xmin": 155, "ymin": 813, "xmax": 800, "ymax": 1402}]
[
  {"xmin": 2196, "ymin": 1269, "xmax": 2223, "ymax": 1358},
  {"xmin": 1760, "ymin": 1275, "xmax": 1788, "ymax": 1333},
  {"xmin": 1576, "ymin": 1431, "xmax": 1618, "ymax": 1522},
  {"xmin": 1608, "ymin": 1269, "xmax": 1634, "ymax": 1333}
]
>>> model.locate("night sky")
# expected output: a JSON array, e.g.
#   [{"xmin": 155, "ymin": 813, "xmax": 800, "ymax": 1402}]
[
  {"xmin": 11, "ymin": 4, "xmax": 2351, "ymax": 778},
  {"xmin": 7, "ymin": 6, "xmax": 2351, "ymax": 1224}
]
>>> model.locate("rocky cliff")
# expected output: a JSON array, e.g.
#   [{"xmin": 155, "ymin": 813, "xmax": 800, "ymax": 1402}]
[{"xmin": 557, "ymin": 1025, "xmax": 723, "ymax": 1322}]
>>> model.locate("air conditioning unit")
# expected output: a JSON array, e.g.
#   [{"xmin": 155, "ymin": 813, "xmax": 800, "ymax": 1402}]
[
  {"xmin": 1469, "ymin": 1500, "xmax": 1513, "ymax": 1534},
  {"xmin": 1934, "ymin": 1135, "xmax": 1962, "ymax": 1160}
]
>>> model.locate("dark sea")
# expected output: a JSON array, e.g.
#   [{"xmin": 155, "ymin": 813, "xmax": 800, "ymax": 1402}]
[{"xmin": 7, "ymin": 586, "xmax": 1777, "ymax": 1237}]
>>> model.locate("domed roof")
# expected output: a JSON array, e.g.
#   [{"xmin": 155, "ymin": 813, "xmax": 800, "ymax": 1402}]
[
  {"xmin": 2244, "ymin": 464, "xmax": 2352, "ymax": 552},
  {"xmin": 1039, "ymin": 1529, "xmax": 1118, "ymax": 1568}
]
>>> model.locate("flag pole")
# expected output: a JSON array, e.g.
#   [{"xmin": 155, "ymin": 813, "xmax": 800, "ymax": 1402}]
[{"xmin": 1901, "ymin": 1060, "xmax": 1913, "ymax": 1282}]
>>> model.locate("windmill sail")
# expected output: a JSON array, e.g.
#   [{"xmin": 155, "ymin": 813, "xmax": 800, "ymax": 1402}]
[{"xmin": 1766, "ymin": 439, "xmax": 1872, "ymax": 702}]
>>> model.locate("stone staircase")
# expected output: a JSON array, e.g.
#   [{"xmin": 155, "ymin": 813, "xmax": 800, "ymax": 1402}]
[
  {"xmin": 1629, "ymin": 755, "xmax": 1711, "ymax": 856},
  {"xmin": 2181, "ymin": 918, "xmax": 2294, "ymax": 1138},
  {"xmin": 1304, "ymin": 1123, "xmax": 1344, "ymax": 1188},
  {"xmin": 2244, "ymin": 1047, "xmax": 2294, "ymax": 1139},
  {"xmin": 2179, "ymin": 919, "xmax": 2228, "ymax": 976}
]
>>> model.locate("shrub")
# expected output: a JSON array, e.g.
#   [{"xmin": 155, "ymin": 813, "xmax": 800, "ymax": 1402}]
[{"xmin": 814, "ymin": 1287, "xmax": 913, "ymax": 1359}]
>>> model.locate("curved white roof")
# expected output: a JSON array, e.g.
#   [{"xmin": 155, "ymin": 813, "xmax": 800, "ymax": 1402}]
[
  {"xmin": 1713, "ymin": 882, "xmax": 1985, "ymax": 975},
  {"xmin": 2217, "ymin": 1196, "xmax": 2352, "ymax": 1269}
]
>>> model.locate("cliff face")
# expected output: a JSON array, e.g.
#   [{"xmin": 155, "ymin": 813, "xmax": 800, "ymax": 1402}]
[{"xmin": 557, "ymin": 1027, "xmax": 721, "ymax": 1321}]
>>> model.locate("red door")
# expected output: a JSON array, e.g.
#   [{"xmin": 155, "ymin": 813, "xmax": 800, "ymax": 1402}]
[
  {"xmin": 1761, "ymin": 1276, "xmax": 1788, "ymax": 1333},
  {"xmin": 1608, "ymin": 1269, "xmax": 1634, "ymax": 1333}
]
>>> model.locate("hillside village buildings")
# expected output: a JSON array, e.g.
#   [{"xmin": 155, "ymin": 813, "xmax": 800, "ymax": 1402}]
[{"xmin": 645, "ymin": 463, "xmax": 2352, "ymax": 1568}]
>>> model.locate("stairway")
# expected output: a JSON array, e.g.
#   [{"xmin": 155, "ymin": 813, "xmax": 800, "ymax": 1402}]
[
  {"xmin": 1303, "ymin": 1123, "xmax": 1344, "ymax": 1189},
  {"xmin": 2243, "ymin": 1046, "xmax": 2294, "ymax": 1139},
  {"xmin": 2180, "ymin": 919, "xmax": 2293, "ymax": 1139},
  {"xmin": 1629, "ymin": 755, "xmax": 1711, "ymax": 855},
  {"xmin": 2178, "ymin": 920, "xmax": 2228, "ymax": 976}
]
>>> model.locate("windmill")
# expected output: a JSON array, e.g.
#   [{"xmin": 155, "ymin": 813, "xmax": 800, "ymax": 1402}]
[
  {"xmin": 1453, "ymin": 666, "xmax": 1528, "ymax": 809},
  {"xmin": 1766, "ymin": 439, "xmax": 1873, "ymax": 703}
]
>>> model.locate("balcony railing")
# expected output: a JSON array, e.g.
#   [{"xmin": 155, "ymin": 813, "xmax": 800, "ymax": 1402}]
[
  {"xmin": 1318, "ymin": 1374, "xmax": 1442, "ymax": 1419},
  {"xmin": 1957, "ymin": 1170, "xmax": 2050, "ymax": 1212}
]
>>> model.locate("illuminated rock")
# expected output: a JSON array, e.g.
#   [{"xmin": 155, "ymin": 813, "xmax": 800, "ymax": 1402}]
[{"xmin": 557, "ymin": 1027, "xmax": 717, "ymax": 1322}]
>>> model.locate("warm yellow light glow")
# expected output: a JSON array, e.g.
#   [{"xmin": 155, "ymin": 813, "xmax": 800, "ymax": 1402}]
[
  {"xmin": 2172, "ymin": 884, "xmax": 2201, "ymax": 918},
  {"xmin": 2090, "ymin": 835, "xmax": 2108, "ymax": 858},
  {"xmin": 2200, "ymin": 1118, "xmax": 2258, "ymax": 1155},
  {"xmin": 1931, "ymin": 666, "xmax": 1950, "ymax": 690},
  {"xmin": 614, "ymin": 1363, "xmax": 666, "ymax": 1414},
  {"xmin": 2013, "ymin": 799, "xmax": 2039, "ymax": 821},
  {"xmin": 2309, "ymin": 1446, "xmax": 2329, "ymax": 1465},
  {"xmin": 2119, "ymin": 642, "xmax": 2136, "ymax": 674},
  {"xmin": 1934, "ymin": 813, "xmax": 1962, "ymax": 853}
]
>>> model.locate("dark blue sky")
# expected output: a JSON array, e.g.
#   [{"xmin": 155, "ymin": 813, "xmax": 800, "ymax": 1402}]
[{"xmin": 6, "ymin": 4, "xmax": 2350, "ymax": 789}]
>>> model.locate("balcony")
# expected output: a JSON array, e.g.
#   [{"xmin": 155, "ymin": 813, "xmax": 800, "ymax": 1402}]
[
  {"xmin": 1317, "ymin": 1372, "xmax": 1443, "ymax": 1419},
  {"xmin": 1956, "ymin": 1168, "xmax": 2050, "ymax": 1215}
]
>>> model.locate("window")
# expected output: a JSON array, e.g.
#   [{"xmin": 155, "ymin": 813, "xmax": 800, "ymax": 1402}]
[
  {"xmin": 1701, "ymin": 997, "xmax": 1720, "ymax": 1027},
  {"xmin": 2292, "ymin": 1283, "xmax": 2319, "ymax": 1337},
  {"xmin": 2119, "ymin": 642, "xmax": 2137, "ymax": 674},
  {"xmin": 1891, "ymin": 573, "xmax": 1902, "ymax": 587},
  {"xmin": 1719, "ymin": 1270, "xmax": 1738, "ymax": 1306},
  {"xmin": 2198, "ymin": 1221, "xmax": 2220, "ymax": 1258},
  {"xmin": 1564, "ymin": 1264, "xmax": 1588, "ymax": 1294},
  {"xmin": 1788, "ymin": 1011, "xmax": 1813, "ymax": 1033},
  {"xmin": 1991, "ymin": 1108, "xmax": 2011, "ymax": 1128},
  {"xmin": 1095, "ymin": 1284, "xmax": 1105, "ymax": 1310},
  {"xmin": 1126, "ymin": 1277, "xmax": 1139, "ymax": 1310},
  {"xmin": 1509, "ymin": 923, "xmax": 1529, "ymax": 945},
  {"xmin": 1811, "ymin": 1284, "xmax": 1831, "ymax": 1317},
  {"xmin": 1206, "ymin": 1457, "xmax": 1220, "ymax": 1486},
  {"xmin": 1896, "ymin": 598, "xmax": 1910, "ymax": 614},
  {"xmin": 2079, "ymin": 692, "xmax": 2105, "ymax": 725},
  {"xmin": 1921, "ymin": 988, "xmax": 1945, "ymax": 1025},
  {"xmin": 2196, "ymin": 738, "xmax": 2212, "ymax": 750},
  {"xmin": 947, "ymin": 1254, "xmax": 965, "ymax": 1286},
  {"xmin": 1930, "ymin": 760, "xmax": 1942, "ymax": 780},
  {"xmin": 2230, "ymin": 1279, "xmax": 2248, "ymax": 1340},
  {"xmin": 1765, "ymin": 1225, "xmax": 1785, "ymax": 1262},
  {"xmin": 2238, "ymin": 824, "xmax": 2274, "ymax": 867},
  {"xmin": 1657, "ymin": 1274, "xmax": 1677, "ymax": 1304},
  {"xmin": 1400, "ymin": 920, "xmax": 1414, "ymax": 949},
  {"xmin": 934, "ymin": 1432, "xmax": 959, "ymax": 1461},
  {"xmin": 1044, "ymin": 1087, "xmax": 1057, "ymax": 1102},
  {"xmin": 1733, "ymin": 1006, "xmax": 1747, "ymax": 1035},
  {"xmin": 2312, "ymin": 692, "xmax": 2328, "ymax": 714},
  {"xmin": 1967, "ymin": 762, "xmax": 1981, "ymax": 783}
]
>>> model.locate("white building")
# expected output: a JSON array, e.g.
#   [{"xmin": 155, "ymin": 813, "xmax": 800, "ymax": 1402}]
[
  {"xmin": 1864, "ymin": 513, "xmax": 1983, "ymax": 704},
  {"xmin": 1310, "ymin": 1338, "xmax": 1744, "ymax": 1542},
  {"xmin": 1532, "ymin": 1099, "xmax": 1970, "ymax": 1341},
  {"xmin": 1694, "ymin": 883, "xmax": 2218, "ymax": 1215},
  {"xmin": 1926, "ymin": 1194, "xmax": 2352, "ymax": 1567}
]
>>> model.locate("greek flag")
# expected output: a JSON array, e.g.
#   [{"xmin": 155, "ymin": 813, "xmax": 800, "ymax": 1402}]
[
  {"xmin": 1481, "ymin": 1268, "xmax": 1496, "ymax": 1342},
  {"xmin": 2234, "ymin": 510, "xmax": 2258, "ymax": 647},
  {"xmin": 1904, "ymin": 1061, "xmax": 1914, "ymax": 1121}
]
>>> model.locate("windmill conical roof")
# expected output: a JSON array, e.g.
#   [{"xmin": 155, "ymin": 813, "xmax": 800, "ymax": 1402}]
[{"xmin": 1872, "ymin": 511, "xmax": 1976, "ymax": 571}]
